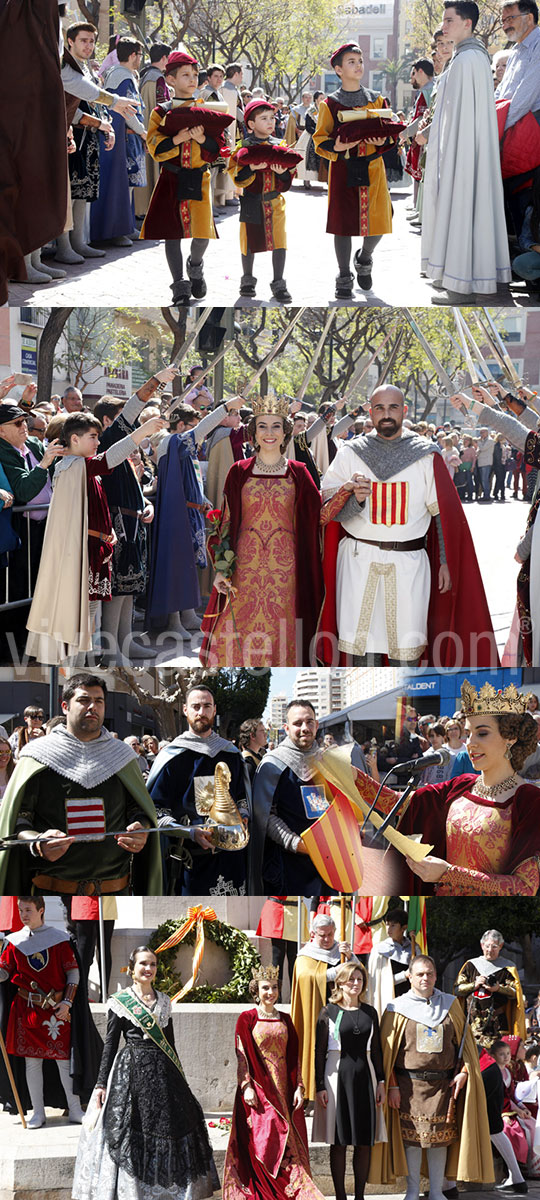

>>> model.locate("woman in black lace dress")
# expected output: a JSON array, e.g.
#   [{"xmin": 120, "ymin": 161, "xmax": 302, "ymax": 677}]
[
  {"xmin": 72, "ymin": 946, "xmax": 219, "ymax": 1200},
  {"xmin": 313, "ymin": 962, "xmax": 386, "ymax": 1200}
]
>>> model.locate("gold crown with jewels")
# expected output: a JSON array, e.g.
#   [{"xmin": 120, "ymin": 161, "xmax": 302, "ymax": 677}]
[
  {"xmin": 461, "ymin": 679, "xmax": 531, "ymax": 716},
  {"xmin": 250, "ymin": 395, "xmax": 290, "ymax": 418},
  {"xmin": 252, "ymin": 964, "xmax": 280, "ymax": 982}
]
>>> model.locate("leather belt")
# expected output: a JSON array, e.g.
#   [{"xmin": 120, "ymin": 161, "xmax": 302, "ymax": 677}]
[
  {"xmin": 18, "ymin": 988, "xmax": 63, "ymax": 1009},
  {"xmin": 32, "ymin": 873, "xmax": 130, "ymax": 896},
  {"xmin": 396, "ymin": 1068, "xmax": 454, "ymax": 1081},
  {"xmin": 344, "ymin": 533, "xmax": 427, "ymax": 553},
  {"xmin": 110, "ymin": 506, "xmax": 142, "ymax": 518},
  {"xmin": 88, "ymin": 529, "xmax": 116, "ymax": 544},
  {"xmin": 186, "ymin": 501, "xmax": 207, "ymax": 512}
]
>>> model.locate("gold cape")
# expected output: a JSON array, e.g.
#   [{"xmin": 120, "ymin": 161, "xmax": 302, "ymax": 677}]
[
  {"xmin": 290, "ymin": 952, "xmax": 328, "ymax": 1101},
  {"xmin": 368, "ymin": 998, "xmax": 494, "ymax": 1185}
]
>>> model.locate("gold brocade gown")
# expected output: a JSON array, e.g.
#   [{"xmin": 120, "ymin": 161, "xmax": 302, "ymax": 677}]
[{"xmin": 205, "ymin": 474, "xmax": 297, "ymax": 667}]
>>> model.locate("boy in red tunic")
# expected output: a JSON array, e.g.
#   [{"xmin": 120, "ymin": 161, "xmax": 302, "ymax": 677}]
[
  {"xmin": 26, "ymin": 410, "xmax": 164, "ymax": 664},
  {"xmin": 0, "ymin": 896, "xmax": 81, "ymax": 1128},
  {"xmin": 228, "ymin": 99, "xmax": 295, "ymax": 302},
  {"xmin": 141, "ymin": 51, "xmax": 230, "ymax": 304},
  {"xmin": 314, "ymin": 43, "xmax": 393, "ymax": 299}
]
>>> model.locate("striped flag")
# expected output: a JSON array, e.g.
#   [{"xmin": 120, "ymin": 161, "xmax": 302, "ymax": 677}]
[
  {"xmin": 407, "ymin": 896, "xmax": 427, "ymax": 955},
  {"xmin": 301, "ymin": 788, "xmax": 363, "ymax": 892},
  {"xmin": 395, "ymin": 696, "xmax": 412, "ymax": 741},
  {"xmin": 65, "ymin": 796, "xmax": 106, "ymax": 837},
  {"xmin": 370, "ymin": 480, "xmax": 409, "ymax": 526}
]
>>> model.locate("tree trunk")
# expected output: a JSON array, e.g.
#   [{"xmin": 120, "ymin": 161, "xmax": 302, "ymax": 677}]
[
  {"xmin": 522, "ymin": 932, "xmax": 535, "ymax": 983},
  {"xmin": 36, "ymin": 309, "xmax": 74, "ymax": 406},
  {"xmin": 77, "ymin": 0, "xmax": 101, "ymax": 25}
]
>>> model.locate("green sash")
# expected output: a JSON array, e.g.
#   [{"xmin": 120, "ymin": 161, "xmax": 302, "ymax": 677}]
[{"xmin": 112, "ymin": 989, "xmax": 184, "ymax": 1076}]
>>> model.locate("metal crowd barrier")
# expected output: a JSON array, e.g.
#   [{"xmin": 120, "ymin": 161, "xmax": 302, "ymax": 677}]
[{"xmin": 0, "ymin": 502, "xmax": 49, "ymax": 611}]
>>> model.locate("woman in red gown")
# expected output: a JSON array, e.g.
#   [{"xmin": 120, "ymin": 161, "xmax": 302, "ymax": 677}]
[
  {"xmin": 355, "ymin": 680, "xmax": 540, "ymax": 895},
  {"xmin": 200, "ymin": 397, "xmax": 323, "ymax": 668},
  {"xmin": 223, "ymin": 966, "xmax": 325, "ymax": 1200}
]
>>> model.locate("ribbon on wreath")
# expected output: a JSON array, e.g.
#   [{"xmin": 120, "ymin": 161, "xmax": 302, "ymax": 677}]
[{"xmin": 155, "ymin": 905, "xmax": 217, "ymax": 1001}]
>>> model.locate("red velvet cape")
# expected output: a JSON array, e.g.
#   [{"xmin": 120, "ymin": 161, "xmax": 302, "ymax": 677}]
[
  {"xmin": 224, "ymin": 1008, "xmax": 308, "ymax": 1200},
  {"xmin": 200, "ymin": 457, "xmax": 324, "ymax": 666},
  {"xmin": 317, "ymin": 450, "xmax": 499, "ymax": 668},
  {"xmin": 379, "ymin": 773, "xmax": 540, "ymax": 895}
]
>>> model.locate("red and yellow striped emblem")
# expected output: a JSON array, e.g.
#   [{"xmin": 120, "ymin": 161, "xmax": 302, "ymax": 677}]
[
  {"xmin": 301, "ymin": 789, "xmax": 363, "ymax": 892},
  {"xmin": 370, "ymin": 480, "xmax": 409, "ymax": 526}
]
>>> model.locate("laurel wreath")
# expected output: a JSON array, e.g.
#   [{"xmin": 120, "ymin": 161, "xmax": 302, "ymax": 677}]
[{"xmin": 149, "ymin": 917, "xmax": 260, "ymax": 1003}]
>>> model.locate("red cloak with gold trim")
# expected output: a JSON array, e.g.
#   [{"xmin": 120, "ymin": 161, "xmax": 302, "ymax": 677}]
[{"xmin": 223, "ymin": 1008, "xmax": 310, "ymax": 1200}]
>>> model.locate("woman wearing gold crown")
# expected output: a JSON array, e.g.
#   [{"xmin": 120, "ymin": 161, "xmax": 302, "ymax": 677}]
[
  {"xmin": 355, "ymin": 680, "xmax": 540, "ymax": 895},
  {"xmin": 223, "ymin": 964, "xmax": 326, "ymax": 1200},
  {"xmin": 200, "ymin": 396, "xmax": 324, "ymax": 667}
]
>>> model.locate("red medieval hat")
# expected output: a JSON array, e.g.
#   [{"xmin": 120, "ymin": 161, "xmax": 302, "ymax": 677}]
[
  {"xmin": 165, "ymin": 50, "xmax": 198, "ymax": 72},
  {"xmin": 244, "ymin": 99, "xmax": 276, "ymax": 124},
  {"xmin": 330, "ymin": 42, "xmax": 363, "ymax": 67}
]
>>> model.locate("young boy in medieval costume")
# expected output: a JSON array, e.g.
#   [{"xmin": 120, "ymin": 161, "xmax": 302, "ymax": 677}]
[
  {"xmin": 314, "ymin": 43, "xmax": 393, "ymax": 300},
  {"xmin": 141, "ymin": 51, "xmax": 230, "ymax": 305},
  {"xmin": 228, "ymin": 99, "xmax": 296, "ymax": 302},
  {"xmin": 26, "ymin": 410, "xmax": 164, "ymax": 665}
]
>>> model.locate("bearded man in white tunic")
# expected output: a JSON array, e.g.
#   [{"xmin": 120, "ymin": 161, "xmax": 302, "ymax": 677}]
[
  {"xmin": 320, "ymin": 386, "xmax": 451, "ymax": 665},
  {"xmin": 421, "ymin": 0, "xmax": 511, "ymax": 304}
]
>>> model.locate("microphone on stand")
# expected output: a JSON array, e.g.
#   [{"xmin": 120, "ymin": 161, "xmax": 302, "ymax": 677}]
[
  {"xmin": 393, "ymin": 747, "xmax": 452, "ymax": 775},
  {"xmin": 377, "ymin": 747, "xmax": 452, "ymax": 838}
]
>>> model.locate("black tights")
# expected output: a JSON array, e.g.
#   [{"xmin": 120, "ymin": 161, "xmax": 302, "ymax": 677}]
[
  {"xmin": 334, "ymin": 234, "xmax": 382, "ymax": 275},
  {"xmin": 241, "ymin": 248, "xmax": 286, "ymax": 280},
  {"xmin": 330, "ymin": 1144, "xmax": 371, "ymax": 1200},
  {"xmin": 165, "ymin": 237, "xmax": 209, "ymax": 281}
]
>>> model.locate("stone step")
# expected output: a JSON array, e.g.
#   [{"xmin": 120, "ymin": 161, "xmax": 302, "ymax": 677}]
[{"xmin": 2, "ymin": 1107, "xmax": 536, "ymax": 1200}]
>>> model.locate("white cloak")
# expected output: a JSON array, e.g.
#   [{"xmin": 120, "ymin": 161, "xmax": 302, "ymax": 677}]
[
  {"xmin": 421, "ymin": 38, "xmax": 511, "ymax": 295},
  {"xmin": 321, "ymin": 446, "xmax": 439, "ymax": 659}
]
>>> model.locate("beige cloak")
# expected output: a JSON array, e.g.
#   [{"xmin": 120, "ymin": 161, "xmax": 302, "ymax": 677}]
[{"xmin": 26, "ymin": 458, "xmax": 91, "ymax": 664}]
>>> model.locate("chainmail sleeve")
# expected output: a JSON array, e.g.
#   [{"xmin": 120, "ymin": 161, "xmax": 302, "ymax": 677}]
[
  {"xmin": 435, "ymin": 512, "xmax": 447, "ymax": 564},
  {"xmin": 471, "ymin": 403, "xmax": 527, "ymax": 452},
  {"xmin": 267, "ymin": 798, "xmax": 301, "ymax": 851}
]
